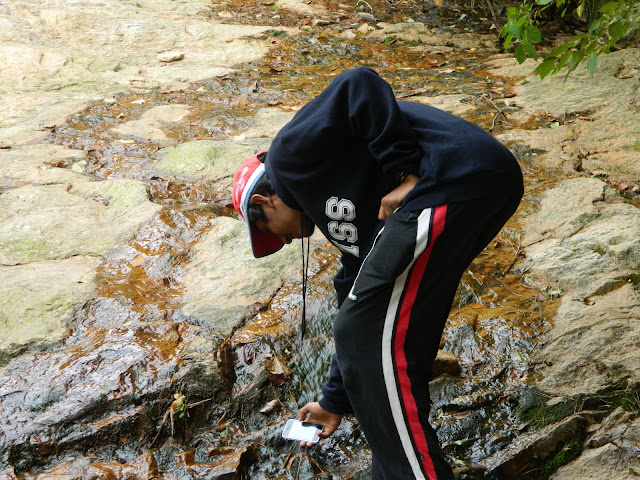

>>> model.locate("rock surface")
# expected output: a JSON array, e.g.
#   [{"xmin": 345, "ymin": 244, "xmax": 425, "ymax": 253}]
[
  {"xmin": 0, "ymin": 0, "xmax": 283, "ymax": 146},
  {"xmin": 490, "ymin": 49, "xmax": 640, "ymax": 182},
  {"xmin": 484, "ymin": 51, "xmax": 640, "ymax": 478},
  {"xmin": 0, "ymin": 2, "xmax": 638, "ymax": 479}
]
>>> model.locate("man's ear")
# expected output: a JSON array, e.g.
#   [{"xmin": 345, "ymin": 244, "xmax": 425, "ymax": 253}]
[{"xmin": 251, "ymin": 194, "xmax": 273, "ymax": 207}]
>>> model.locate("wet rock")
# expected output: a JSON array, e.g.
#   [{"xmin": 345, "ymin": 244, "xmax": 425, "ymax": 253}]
[
  {"xmin": 175, "ymin": 446, "xmax": 254, "ymax": 478},
  {"xmin": 367, "ymin": 23, "xmax": 498, "ymax": 51},
  {"xmin": 480, "ymin": 414, "xmax": 588, "ymax": 477},
  {"xmin": 0, "ymin": 176, "xmax": 160, "ymax": 358},
  {"xmin": 0, "ymin": 179, "xmax": 160, "ymax": 265},
  {"xmin": 178, "ymin": 216, "xmax": 304, "ymax": 334},
  {"xmin": 152, "ymin": 140, "xmax": 265, "ymax": 197},
  {"xmin": 443, "ymin": 323, "xmax": 485, "ymax": 366},
  {"xmin": 277, "ymin": 0, "xmax": 329, "ymax": 17},
  {"xmin": 432, "ymin": 349, "xmax": 460, "ymax": 377},
  {"xmin": 549, "ymin": 443, "xmax": 635, "ymax": 480},
  {"xmin": 0, "ymin": 256, "xmax": 100, "ymax": 361},
  {"xmin": 18, "ymin": 451, "xmax": 159, "ymax": 479},
  {"xmin": 411, "ymin": 94, "xmax": 477, "ymax": 117},
  {"xmin": 0, "ymin": 1, "xmax": 287, "ymax": 146},
  {"xmin": 0, "ymin": 145, "xmax": 88, "ymax": 189},
  {"xmin": 0, "ymin": 322, "xmax": 231, "ymax": 471},
  {"xmin": 111, "ymin": 104, "xmax": 192, "ymax": 141}
]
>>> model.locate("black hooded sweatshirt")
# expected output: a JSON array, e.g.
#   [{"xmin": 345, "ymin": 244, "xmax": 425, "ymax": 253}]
[{"xmin": 264, "ymin": 67, "xmax": 523, "ymax": 414}]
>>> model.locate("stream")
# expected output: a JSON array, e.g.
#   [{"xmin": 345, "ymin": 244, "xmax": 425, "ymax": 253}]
[{"xmin": 2, "ymin": 0, "xmax": 567, "ymax": 478}]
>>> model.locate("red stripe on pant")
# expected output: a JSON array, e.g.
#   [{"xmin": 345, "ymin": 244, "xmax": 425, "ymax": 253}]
[{"xmin": 394, "ymin": 205, "xmax": 447, "ymax": 480}]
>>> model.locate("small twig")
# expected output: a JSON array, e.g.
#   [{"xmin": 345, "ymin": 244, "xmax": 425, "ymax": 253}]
[
  {"xmin": 396, "ymin": 87, "xmax": 431, "ymax": 99},
  {"xmin": 491, "ymin": 274, "xmax": 544, "ymax": 321},
  {"xmin": 286, "ymin": 386, "xmax": 299, "ymax": 409},
  {"xmin": 356, "ymin": 0, "xmax": 374, "ymax": 13},
  {"xmin": 480, "ymin": 94, "xmax": 511, "ymax": 131},
  {"xmin": 500, "ymin": 236, "xmax": 523, "ymax": 277}
]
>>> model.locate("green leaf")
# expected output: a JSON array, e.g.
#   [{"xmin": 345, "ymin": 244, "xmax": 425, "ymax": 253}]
[
  {"xmin": 598, "ymin": 1, "xmax": 619, "ymax": 14},
  {"xmin": 509, "ymin": 21, "xmax": 522, "ymax": 38},
  {"xmin": 504, "ymin": 33, "xmax": 514, "ymax": 51},
  {"xmin": 588, "ymin": 18, "xmax": 602, "ymax": 33},
  {"xmin": 576, "ymin": 2, "xmax": 585, "ymax": 17},
  {"xmin": 587, "ymin": 53, "xmax": 598, "ymax": 76},
  {"xmin": 514, "ymin": 44, "xmax": 527, "ymax": 63},
  {"xmin": 524, "ymin": 25, "xmax": 542, "ymax": 43},
  {"xmin": 534, "ymin": 58, "xmax": 557, "ymax": 79},
  {"xmin": 571, "ymin": 32, "xmax": 587, "ymax": 42},
  {"xmin": 567, "ymin": 49, "xmax": 585, "ymax": 72},
  {"xmin": 536, "ymin": 0, "xmax": 554, "ymax": 5},
  {"xmin": 549, "ymin": 42, "xmax": 573, "ymax": 57},
  {"xmin": 557, "ymin": 50, "xmax": 573, "ymax": 69},
  {"xmin": 525, "ymin": 41, "xmax": 538, "ymax": 59},
  {"xmin": 585, "ymin": 40, "xmax": 598, "ymax": 55},
  {"xmin": 609, "ymin": 21, "xmax": 625, "ymax": 39}
]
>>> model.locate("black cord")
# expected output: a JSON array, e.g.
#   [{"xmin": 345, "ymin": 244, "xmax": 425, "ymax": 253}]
[{"xmin": 300, "ymin": 215, "xmax": 310, "ymax": 340}]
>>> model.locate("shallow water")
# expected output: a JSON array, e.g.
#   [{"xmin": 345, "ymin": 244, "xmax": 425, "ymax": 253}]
[{"xmin": 5, "ymin": 0, "xmax": 565, "ymax": 477}]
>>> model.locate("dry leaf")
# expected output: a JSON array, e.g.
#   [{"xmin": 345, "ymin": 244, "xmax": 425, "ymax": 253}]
[
  {"xmin": 493, "ymin": 241, "xmax": 513, "ymax": 251},
  {"xmin": 131, "ymin": 254, "xmax": 145, "ymax": 267},
  {"xmin": 264, "ymin": 354, "xmax": 292, "ymax": 386},
  {"xmin": 578, "ymin": 297, "xmax": 595, "ymax": 306},
  {"xmin": 259, "ymin": 399, "xmax": 281, "ymax": 414},
  {"xmin": 613, "ymin": 182, "xmax": 633, "ymax": 191}
]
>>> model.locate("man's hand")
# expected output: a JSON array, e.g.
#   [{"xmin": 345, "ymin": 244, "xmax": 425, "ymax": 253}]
[
  {"xmin": 298, "ymin": 402, "xmax": 343, "ymax": 447},
  {"xmin": 378, "ymin": 174, "xmax": 419, "ymax": 220}
]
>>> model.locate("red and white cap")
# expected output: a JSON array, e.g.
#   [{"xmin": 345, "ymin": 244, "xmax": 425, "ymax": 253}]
[{"xmin": 232, "ymin": 152, "xmax": 284, "ymax": 258}]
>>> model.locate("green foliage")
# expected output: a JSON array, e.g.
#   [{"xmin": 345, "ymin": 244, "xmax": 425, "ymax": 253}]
[
  {"xmin": 540, "ymin": 439, "xmax": 583, "ymax": 476},
  {"xmin": 500, "ymin": 0, "xmax": 639, "ymax": 79}
]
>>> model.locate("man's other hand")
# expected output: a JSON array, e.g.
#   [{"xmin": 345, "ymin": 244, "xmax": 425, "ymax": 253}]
[{"xmin": 379, "ymin": 174, "xmax": 418, "ymax": 220}]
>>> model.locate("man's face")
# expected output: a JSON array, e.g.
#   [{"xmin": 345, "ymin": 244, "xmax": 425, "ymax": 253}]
[{"xmin": 252, "ymin": 194, "xmax": 314, "ymax": 245}]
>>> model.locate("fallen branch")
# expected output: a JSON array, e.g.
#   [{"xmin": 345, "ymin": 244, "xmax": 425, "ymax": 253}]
[
  {"xmin": 355, "ymin": 0, "xmax": 374, "ymax": 13},
  {"xmin": 480, "ymin": 94, "xmax": 511, "ymax": 131}
]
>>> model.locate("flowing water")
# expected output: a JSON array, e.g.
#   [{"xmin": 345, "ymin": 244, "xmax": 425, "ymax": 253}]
[{"xmin": 6, "ymin": 0, "xmax": 565, "ymax": 478}]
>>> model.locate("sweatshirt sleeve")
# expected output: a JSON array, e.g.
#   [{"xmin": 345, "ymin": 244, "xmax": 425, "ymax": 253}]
[
  {"xmin": 317, "ymin": 255, "xmax": 361, "ymax": 415},
  {"xmin": 319, "ymin": 354, "xmax": 352, "ymax": 414},
  {"xmin": 266, "ymin": 67, "xmax": 421, "ymax": 184}
]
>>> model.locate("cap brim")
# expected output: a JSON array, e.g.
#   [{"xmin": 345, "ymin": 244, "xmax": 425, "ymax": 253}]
[{"xmin": 248, "ymin": 224, "xmax": 284, "ymax": 258}]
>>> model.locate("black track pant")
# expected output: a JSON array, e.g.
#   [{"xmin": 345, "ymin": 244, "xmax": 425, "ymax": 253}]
[{"xmin": 333, "ymin": 195, "xmax": 520, "ymax": 480}]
